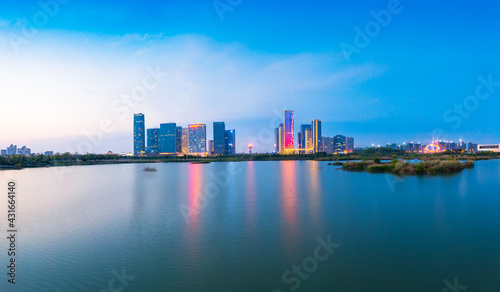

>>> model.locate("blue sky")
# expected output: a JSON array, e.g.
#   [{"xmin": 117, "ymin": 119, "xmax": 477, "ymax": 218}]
[{"xmin": 0, "ymin": 0, "xmax": 499, "ymax": 153}]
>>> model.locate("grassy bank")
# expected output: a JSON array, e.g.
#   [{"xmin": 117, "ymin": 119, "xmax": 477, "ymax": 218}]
[{"xmin": 341, "ymin": 159, "xmax": 475, "ymax": 175}]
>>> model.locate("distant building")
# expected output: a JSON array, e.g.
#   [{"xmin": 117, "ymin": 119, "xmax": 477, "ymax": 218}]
[
  {"xmin": 283, "ymin": 110, "xmax": 294, "ymax": 150},
  {"xmin": 176, "ymin": 126, "xmax": 182, "ymax": 154},
  {"xmin": 311, "ymin": 120, "xmax": 322, "ymax": 153},
  {"xmin": 147, "ymin": 128, "xmax": 160, "ymax": 154},
  {"xmin": 159, "ymin": 123, "xmax": 177, "ymax": 154},
  {"xmin": 277, "ymin": 123, "xmax": 284, "ymax": 153},
  {"xmin": 213, "ymin": 122, "xmax": 226, "ymax": 155},
  {"xmin": 181, "ymin": 128, "xmax": 189, "ymax": 155},
  {"xmin": 321, "ymin": 137, "xmax": 334, "ymax": 154},
  {"xmin": 467, "ymin": 142, "xmax": 478, "ymax": 153},
  {"xmin": 18, "ymin": 146, "xmax": 31, "ymax": 156},
  {"xmin": 334, "ymin": 135, "xmax": 346, "ymax": 153},
  {"xmin": 133, "ymin": 113, "xmax": 145, "ymax": 156},
  {"xmin": 7, "ymin": 144, "xmax": 17, "ymax": 155},
  {"xmin": 189, "ymin": 123, "xmax": 207, "ymax": 155},
  {"xmin": 477, "ymin": 144, "xmax": 500, "ymax": 152},
  {"xmin": 225, "ymin": 129, "xmax": 236, "ymax": 155},
  {"xmin": 346, "ymin": 137, "xmax": 355, "ymax": 153},
  {"xmin": 44, "ymin": 151, "xmax": 54, "ymax": 156},
  {"xmin": 208, "ymin": 140, "xmax": 215, "ymax": 155},
  {"xmin": 1, "ymin": 149, "xmax": 7, "ymax": 156},
  {"xmin": 299, "ymin": 124, "xmax": 312, "ymax": 153}
]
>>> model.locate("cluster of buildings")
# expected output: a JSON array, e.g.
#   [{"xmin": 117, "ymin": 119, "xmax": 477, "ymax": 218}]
[
  {"xmin": 133, "ymin": 113, "xmax": 236, "ymax": 156},
  {"xmin": 274, "ymin": 110, "xmax": 354, "ymax": 154},
  {"xmin": 1, "ymin": 144, "xmax": 32, "ymax": 156},
  {"xmin": 384, "ymin": 139, "xmax": 494, "ymax": 153}
]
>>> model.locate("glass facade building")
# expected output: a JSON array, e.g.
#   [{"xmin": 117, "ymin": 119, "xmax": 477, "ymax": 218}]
[
  {"xmin": 225, "ymin": 129, "xmax": 236, "ymax": 155},
  {"xmin": 159, "ymin": 123, "xmax": 177, "ymax": 154},
  {"xmin": 176, "ymin": 126, "xmax": 182, "ymax": 154},
  {"xmin": 134, "ymin": 113, "xmax": 145, "ymax": 156},
  {"xmin": 283, "ymin": 110, "xmax": 294, "ymax": 150},
  {"xmin": 189, "ymin": 123, "xmax": 207, "ymax": 154},
  {"xmin": 147, "ymin": 128, "xmax": 160, "ymax": 153},
  {"xmin": 311, "ymin": 119, "xmax": 322, "ymax": 153},
  {"xmin": 213, "ymin": 122, "xmax": 226, "ymax": 155}
]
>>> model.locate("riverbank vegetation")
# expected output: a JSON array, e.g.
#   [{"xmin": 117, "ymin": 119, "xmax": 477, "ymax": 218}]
[{"xmin": 341, "ymin": 158, "xmax": 475, "ymax": 175}]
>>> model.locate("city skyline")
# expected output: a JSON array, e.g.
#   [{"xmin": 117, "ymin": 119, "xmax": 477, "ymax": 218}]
[{"xmin": 1, "ymin": 0, "xmax": 500, "ymax": 153}]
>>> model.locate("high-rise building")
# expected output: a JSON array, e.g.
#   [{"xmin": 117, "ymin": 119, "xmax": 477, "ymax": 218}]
[
  {"xmin": 133, "ymin": 113, "xmax": 145, "ymax": 156},
  {"xmin": 278, "ymin": 123, "xmax": 284, "ymax": 153},
  {"xmin": 208, "ymin": 140, "xmax": 215, "ymax": 155},
  {"xmin": 159, "ymin": 123, "xmax": 177, "ymax": 154},
  {"xmin": 346, "ymin": 137, "xmax": 355, "ymax": 153},
  {"xmin": 18, "ymin": 146, "xmax": 31, "ymax": 156},
  {"xmin": 225, "ymin": 129, "xmax": 236, "ymax": 155},
  {"xmin": 299, "ymin": 124, "xmax": 311, "ymax": 149},
  {"xmin": 283, "ymin": 110, "xmax": 294, "ymax": 150},
  {"xmin": 181, "ymin": 128, "xmax": 189, "ymax": 155},
  {"xmin": 311, "ymin": 119, "xmax": 322, "ymax": 153},
  {"xmin": 147, "ymin": 128, "xmax": 160, "ymax": 154},
  {"xmin": 176, "ymin": 126, "xmax": 182, "ymax": 154},
  {"xmin": 213, "ymin": 122, "xmax": 226, "ymax": 155},
  {"xmin": 334, "ymin": 135, "xmax": 346, "ymax": 153},
  {"xmin": 322, "ymin": 137, "xmax": 334, "ymax": 154},
  {"xmin": 275, "ymin": 127, "xmax": 280, "ymax": 153},
  {"xmin": 189, "ymin": 123, "xmax": 207, "ymax": 155},
  {"xmin": 297, "ymin": 132, "xmax": 303, "ymax": 153}
]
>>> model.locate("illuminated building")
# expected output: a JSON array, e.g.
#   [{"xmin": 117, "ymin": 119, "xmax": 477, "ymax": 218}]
[
  {"xmin": 213, "ymin": 122, "xmax": 226, "ymax": 155},
  {"xmin": 423, "ymin": 138, "xmax": 443, "ymax": 154},
  {"xmin": 181, "ymin": 128, "xmax": 189, "ymax": 155},
  {"xmin": 189, "ymin": 123, "xmax": 206, "ymax": 154},
  {"xmin": 346, "ymin": 137, "xmax": 354, "ymax": 153},
  {"xmin": 147, "ymin": 128, "xmax": 159, "ymax": 153},
  {"xmin": 478, "ymin": 144, "xmax": 500, "ymax": 152},
  {"xmin": 133, "ymin": 113, "xmax": 145, "ymax": 156},
  {"xmin": 467, "ymin": 142, "xmax": 478, "ymax": 153},
  {"xmin": 159, "ymin": 123, "xmax": 177, "ymax": 154},
  {"xmin": 322, "ymin": 137, "xmax": 334, "ymax": 153},
  {"xmin": 225, "ymin": 129, "xmax": 236, "ymax": 155},
  {"xmin": 248, "ymin": 144, "xmax": 253, "ymax": 154},
  {"xmin": 278, "ymin": 123, "xmax": 284, "ymax": 153},
  {"xmin": 299, "ymin": 124, "xmax": 312, "ymax": 153},
  {"xmin": 176, "ymin": 126, "xmax": 182, "ymax": 154},
  {"xmin": 311, "ymin": 119, "xmax": 322, "ymax": 153},
  {"xmin": 283, "ymin": 110, "xmax": 294, "ymax": 150},
  {"xmin": 334, "ymin": 135, "xmax": 346, "ymax": 153}
]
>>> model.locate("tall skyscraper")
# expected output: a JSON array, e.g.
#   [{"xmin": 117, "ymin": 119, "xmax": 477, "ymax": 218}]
[
  {"xmin": 133, "ymin": 113, "xmax": 145, "ymax": 156},
  {"xmin": 322, "ymin": 137, "xmax": 334, "ymax": 154},
  {"xmin": 299, "ymin": 124, "xmax": 312, "ymax": 151},
  {"xmin": 181, "ymin": 128, "xmax": 189, "ymax": 155},
  {"xmin": 311, "ymin": 119, "xmax": 322, "ymax": 153},
  {"xmin": 189, "ymin": 123, "xmax": 207, "ymax": 154},
  {"xmin": 147, "ymin": 128, "xmax": 160, "ymax": 153},
  {"xmin": 283, "ymin": 110, "xmax": 294, "ymax": 150},
  {"xmin": 213, "ymin": 122, "xmax": 226, "ymax": 155},
  {"xmin": 278, "ymin": 123, "xmax": 284, "ymax": 153},
  {"xmin": 225, "ymin": 129, "xmax": 236, "ymax": 155},
  {"xmin": 208, "ymin": 140, "xmax": 215, "ymax": 155},
  {"xmin": 176, "ymin": 126, "xmax": 182, "ymax": 154},
  {"xmin": 159, "ymin": 123, "xmax": 177, "ymax": 154},
  {"xmin": 304, "ymin": 128, "xmax": 312, "ymax": 152}
]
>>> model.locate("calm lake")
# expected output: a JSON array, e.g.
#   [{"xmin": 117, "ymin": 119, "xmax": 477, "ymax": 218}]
[{"xmin": 1, "ymin": 160, "xmax": 500, "ymax": 291}]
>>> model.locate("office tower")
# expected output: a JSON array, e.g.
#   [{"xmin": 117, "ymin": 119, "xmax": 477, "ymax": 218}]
[
  {"xmin": 322, "ymin": 137, "xmax": 334, "ymax": 154},
  {"xmin": 147, "ymin": 128, "xmax": 160, "ymax": 153},
  {"xmin": 334, "ymin": 135, "xmax": 346, "ymax": 153},
  {"xmin": 189, "ymin": 123, "xmax": 207, "ymax": 154},
  {"xmin": 283, "ymin": 110, "xmax": 294, "ymax": 150},
  {"xmin": 159, "ymin": 123, "xmax": 177, "ymax": 154},
  {"xmin": 181, "ymin": 128, "xmax": 189, "ymax": 155},
  {"xmin": 311, "ymin": 120, "xmax": 322, "ymax": 153},
  {"xmin": 213, "ymin": 122, "xmax": 226, "ymax": 155},
  {"xmin": 297, "ymin": 132, "xmax": 303, "ymax": 153},
  {"xmin": 208, "ymin": 140, "xmax": 214, "ymax": 155},
  {"xmin": 346, "ymin": 137, "xmax": 354, "ymax": 153},
  {"xmin": 467, "ymin": 142, "xmax": 478, "ymax": 153},
  {"xmin": 133, "ymin": 113, "xmax": 145, "ymax": 156},
  {"xmin": 176, "ymin": 126, "xmax": 182, "ymax": 154},
  {"xmin": 1, "ymin": 149, "xmax": 8, "ymax": 156},
  {"xmin": 275, "ymin": 127, "xmax": 280, "ymax": 153},
  {"xmin": 278, "ymin": 123, "xmax": 284, "ymax": 153},
  {"xmin": 225, "ymin": 129, "xmax": 236, "ymax": 155},
  {"xmin": 414, "ymin": 142, "xmax": 421, "ymax": 153},
  {"xmin": 458, "ymin": 140, "xmax": 467, "ymax": 150},
  {"xmin": 299, "ymin": 124, "xmax": 311, "ymax": 149},
  {"xmin": 405, "ymin": 142, "xmax": 414, "ymax": 152},
  {"xmin": 305, "ymin": 128, "xmax": 312, "ymax": 152}
]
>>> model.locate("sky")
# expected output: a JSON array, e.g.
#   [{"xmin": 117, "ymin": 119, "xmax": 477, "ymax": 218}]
[{"xmin": 0, "ymin": 0, "xmax": 499, "ymax": 153}]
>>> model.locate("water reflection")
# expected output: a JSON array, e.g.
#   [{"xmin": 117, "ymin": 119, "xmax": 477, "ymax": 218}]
[
  {"xmin": 246, "ymin": 161, "xmax": 257, "ymax": 232},
  {"xmin": 307, "ymin": 161, "xmax": 322, "ymax": 228}
]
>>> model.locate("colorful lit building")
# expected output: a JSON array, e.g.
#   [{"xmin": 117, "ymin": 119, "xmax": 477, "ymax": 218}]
[
  {"xmin": 283, "ymin": 110, "xmax": 294, "ymax": 150},
  {"xmin": 311, "ymin": 119, "xmax": 322, "ymax": 153},
  {"xmin": 189, "ymin": 123, "xmax": 207, "ymax": 155}
]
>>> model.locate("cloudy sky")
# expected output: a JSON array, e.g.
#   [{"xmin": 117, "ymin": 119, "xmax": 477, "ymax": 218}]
[{"xmin": 0, "ymin": 0, "xmax": 499, "ymax": 153}]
